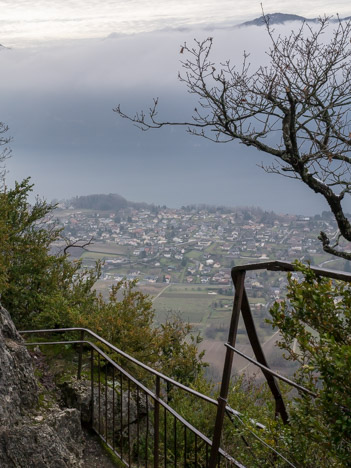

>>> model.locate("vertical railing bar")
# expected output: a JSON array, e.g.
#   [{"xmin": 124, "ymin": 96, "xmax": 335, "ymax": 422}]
[
  {"xmin": 77, "ymin": 329, "xmax": 84, "ymax": 379},
  {"xmin": 146, "ymin": 394, "xmax": 149, "ymax": 468},
  {"xmin": 137, "ymin": 386, "xmax": 140, "ymax": 467},
  {"xmin": 166, "ymin": 381, "xmax": 170, "ymax": 403},
  {"xmin": 128, "ymin": 378, "xmax": 131, "ymax": 467},
  {"xmin": 195, "ymin": 434, "xmax": 198, "ymax": 467},
  {"xmin": 90, "ymin": 348, "xmax": 94, "ymax": 428},
  {"xmin": 154, "ymin": 376, "xmax": 160, "ymax": 468},
  {"xmin": 240, "ymin": 285, "xmax": 289, "ymax": 423},
  {"xmin": 112, "ymin": 367, "xmax": 115, "ymax": 451},
  {"xmin": 120, "ymin": 371, "xmax": 123, "ymax": 460},
  {"xmin": 206, "ymin": 443, "xmax": 209, "ymax": 467},
  {"xmin": 184, "ymin": 426, "xmax": 187, "ymax": 468},
  {"xmin": 174, "ymin": 416, "xmax": 177, "ymax": 468},
  {"xmin": 98, "ymin": 353, "xmax": 101, "ymax": 435},
  {"xmin": 164, "ymin": 406, "xmax": 167, "ymax": 468},
  {"xmin": 105, "ymin": 363, "xmax": 108, "ymax": 443},
  {"xmin": 209, "ymin": 270, "xmax": 246, "ymax": 467}
]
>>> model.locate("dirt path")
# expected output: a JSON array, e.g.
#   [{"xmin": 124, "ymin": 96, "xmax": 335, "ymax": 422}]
[
  {"xmin": 82, "ymin": 428, "xmax": 121, "ymax": 467},
  {"xmin": 152, "ymin": 283, "xmax": 171, "ymax": 302}
]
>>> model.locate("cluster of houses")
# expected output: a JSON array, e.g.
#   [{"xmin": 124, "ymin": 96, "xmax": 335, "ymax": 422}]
[{"xmin": 56, "ymin": 203, "xmax": 339, "ymax": 286}]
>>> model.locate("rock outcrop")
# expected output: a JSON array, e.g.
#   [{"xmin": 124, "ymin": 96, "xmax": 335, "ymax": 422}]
[
  {"xmin": 60, "ymin": 378, "xmax": 147, "ymax": 443},
  {"xmin": 0, "ymin": 409, "xmax": 83, "ymax": 467},
  {"xmin": 0, "ymin": 305, "xmax": 84, "ymax": 467},
  {"xmin": 0, "ymin": 305, "xmax": 38, "ymax": 423}
]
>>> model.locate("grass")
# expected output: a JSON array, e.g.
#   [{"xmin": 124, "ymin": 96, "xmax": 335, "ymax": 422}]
[
  {"xmin": 184, "ymin": 250, "xmax": 203, "ymax": 260},
  {"xmin": 99, "ymin": 439, "xmax": 126, "ymax": 467},
  {"xmin": 250, "ymin": 297, "xmax": 267, "ymax": 304},
  {"xmin": 81, "ymin": 251, "xmax": 123, "ymax": 261},
  {"xmin": 151, "ymin": 283, "xmax": 273, "ymax": 344},
  {"xmin": 86, "ymin": 243, "xmax": 128, "ymax": 255},
  {"xmin": 153, "ymin": 295, "xmax": 212, "ymax": 326}
]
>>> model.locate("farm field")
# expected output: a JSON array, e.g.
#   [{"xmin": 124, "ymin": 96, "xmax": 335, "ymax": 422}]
[
  {"xmin": 85, "ymin": 243, "xmax": 129, "ymax": 255},
  {"xmin": 93, "ymin": 277, "xmax": 294, "ymax": 381},
  {"xmin": 149, "ymin": 283, "xmax": 280, "ymax": 379},
  {"xmin": 151, "ymin": 284, "xmax": 230, "ymax": 327},
  {"xmin": 93, "ymin": 278, "xmax": 284, "ymax": 378},
  {"xmin": 151, "ymin": 284, "xmax": 270, "ymax": 336}
]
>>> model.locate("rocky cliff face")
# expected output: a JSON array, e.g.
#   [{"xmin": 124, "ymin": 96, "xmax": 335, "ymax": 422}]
[
  {"xmin": 0, "ymin": 305, "xmax": 38, "ymax": 423},
  {"xmin": 0, "ymin": 305, "xmax": 84, "ymax": 467}
]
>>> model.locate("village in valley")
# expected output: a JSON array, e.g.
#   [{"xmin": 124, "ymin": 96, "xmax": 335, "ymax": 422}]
[
  {"xmin": 51, "ymin": 198, "xmax": 349, "ymax": 377},
  {"xmin": 54, "ymin": 199, "xmax": 344, "ymax": 287}
]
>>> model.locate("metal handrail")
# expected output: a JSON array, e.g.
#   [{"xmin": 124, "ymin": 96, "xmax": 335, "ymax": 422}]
[
  {"xmin": 225, "ymin": 343, "xmax": 317, "ymax": 397},
  {"xmin": 29, "ymin": 340, "xmax": 237, "ymax": 458},
  {"xmin": 209, "ymin": 259, "xmax": 351, "ymax": 466},
  {"xmin": 232, "ymin": 260, "xmax": 351, "ymax": 282},
  {"xmin": 24, "ymin": 336, "xmax": 244, "ymax": 467},
  {"xmin": 22, "ymin": 261, "xmax": 345, "ymax": 467},
  {"xmin": 20, "ymin": 327, "xmax": 240, "ymax": 414}
]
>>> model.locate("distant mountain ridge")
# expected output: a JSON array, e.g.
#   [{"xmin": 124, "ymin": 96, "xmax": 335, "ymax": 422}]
[{"xmin": 239, "ymin": 13, "xmax": 350, "ymax": 27}]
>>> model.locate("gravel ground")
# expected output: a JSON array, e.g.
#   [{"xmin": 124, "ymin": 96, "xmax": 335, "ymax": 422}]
[
  {"xmin": 30, "ymin": 350, "xmax": 121, "ymax": 467},
  {"xmin": 82, "ymin": 428, "xmax": 121, "ymax": 467}
]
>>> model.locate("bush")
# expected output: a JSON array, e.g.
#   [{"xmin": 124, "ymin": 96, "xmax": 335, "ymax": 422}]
[
  {"xmin": 268, "ymin": 262, "xmax": 351, "ymax": 464},
  {"xmin": 0, "ymin": 178, "xmax": 206, "ymax": 385}
]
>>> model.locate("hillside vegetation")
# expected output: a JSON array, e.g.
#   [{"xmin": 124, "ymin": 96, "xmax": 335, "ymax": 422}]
[
  {"xmin": 70, "ymin": 193, "xmax": 157, "ymax": 212},
  {"xmin": 0, "ymin": 179, "xmax": 204, "ymax": 385},
  {"xmin": 0, "ymin": 178, "xmax": 350, "ymax": 465}
]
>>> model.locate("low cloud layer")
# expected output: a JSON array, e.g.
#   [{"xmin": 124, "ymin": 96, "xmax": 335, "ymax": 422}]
[
  {"xmin": 1, "ymin": 0, "xmax": 351, "ymax": 47},
  {"xmin": 1, "ymin": 21, "xmax": 351, "ymax": 214}
]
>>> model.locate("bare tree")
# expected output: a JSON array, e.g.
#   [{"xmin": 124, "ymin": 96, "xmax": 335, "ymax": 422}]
[
  {"xmin": 0, "ymin": 122, "xmax": 11, "ymax": 181},
  {"xmin": 1, "ymin": 43, "xmax": 13, "ymax": 181},
  {"xmin": 115, "ymin": 16, "xmax": 351, "ymax": 260}
]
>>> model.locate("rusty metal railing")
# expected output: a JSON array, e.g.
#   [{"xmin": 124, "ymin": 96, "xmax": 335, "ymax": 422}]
[
  {"xmin": 20, "ymin": 260, "xmax": 347, "ymax": 467},
  {"xmin": 20, "ymin": 328, "xmax": 245, "ymax": 467},
  {"xmin": 209, "ymin": 260, "xmax": 351, "ymax": 466}
]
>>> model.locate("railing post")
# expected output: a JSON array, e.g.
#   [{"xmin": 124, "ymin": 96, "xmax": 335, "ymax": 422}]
[
  {"xmin": 90, "ymin": 347, "xmax": 94, "ymax": 427},
  {"xmin": 240, "ymin": 288, "xmax": 289, "ymax": 424},
  {"xmin": 77, "ymin": 329, "xmax": 84, "ymax": 380},
  {"xmin": 154, "ymin": 376, "xmax": 160, "ymax": 468},
  {"xmin": 209, "ymin": 271, "xmax": 246, "ymax": 467}
]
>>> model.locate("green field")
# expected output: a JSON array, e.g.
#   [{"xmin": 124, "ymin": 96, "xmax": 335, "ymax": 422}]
[
  {"xmin": 81, "ymin": 251, "xmax": 123, "ymax": 261},
  {"xmin": 82, "ymin": 241, "xmax": 284, "ymax": 377},
  {"xmin": 148, "ymin": 282, "xmax": 278, "ymax": 378},
  {"xmin": 151, "ymin": 284, "xmax": 270, "ymax": 341}
]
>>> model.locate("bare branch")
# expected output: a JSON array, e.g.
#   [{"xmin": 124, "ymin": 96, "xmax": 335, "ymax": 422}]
[
  {"xmin": 319, "ymin": 231, "xmax": 351, "ymax": 260},
  {"xmin": 63, "ymin": 237, "xmax": 94, "ymax": 256},
  {"xmin": 114, "ymin": 15, "xmax": 351, "ymax": 260}
]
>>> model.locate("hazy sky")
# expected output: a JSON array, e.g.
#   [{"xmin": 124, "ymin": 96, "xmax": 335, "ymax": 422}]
[
  {"xmin": 1, "ymin": 0, "xmax": 351, "ymax": 47},
  {"xmin": 2, "ymin": 1, "xmax": 351, "ymax": 214}
]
